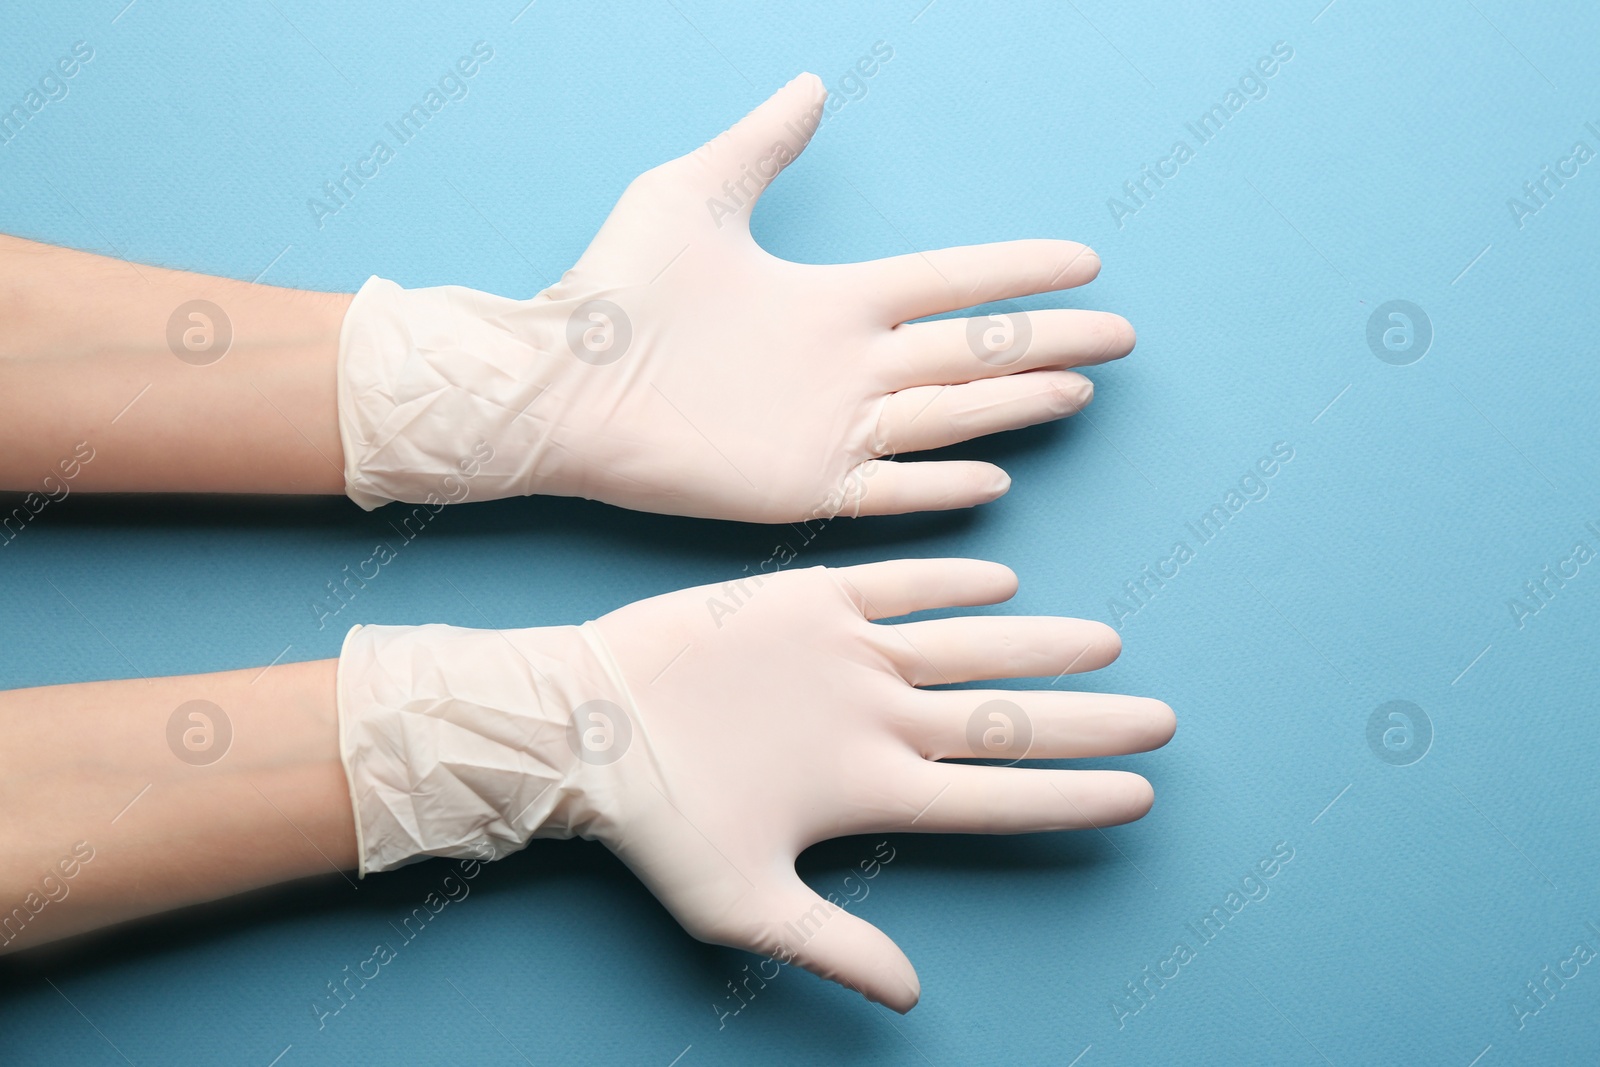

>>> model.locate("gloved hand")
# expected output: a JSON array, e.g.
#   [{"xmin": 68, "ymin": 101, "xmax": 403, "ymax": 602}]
[
  {"xmin": 337, "ymin": 73, "xmax": 1134, "ymax": 520},
  {"xmin": 336, "ymin": 559, "xmax": 1173, "ymax": 1010}
]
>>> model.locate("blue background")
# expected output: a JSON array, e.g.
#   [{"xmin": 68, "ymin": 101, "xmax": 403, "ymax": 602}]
[{"xmin": 2, "ymin": 1, "xmax": 1598, "ymax": 1063}]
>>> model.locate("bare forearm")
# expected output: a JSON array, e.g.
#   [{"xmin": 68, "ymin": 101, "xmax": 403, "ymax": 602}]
[
  {"xmin": 0, "ymin": 657, "xmax": 355, "ymax": 952},
  {"xmin": 0, "ymin": 235, "xmax": 350, "ymax": 494}
]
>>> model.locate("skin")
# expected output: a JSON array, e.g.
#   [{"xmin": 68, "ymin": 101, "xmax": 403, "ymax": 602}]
[
  {"xmin": 0, "ymin": 239, "xmax": 349, "ymax": 953},
  {"xmin": 0, "ymin": 658, "xmax": 354, "ymax": 953},
  {"xmin": 0, "ymin": 234, "xmax": 349, "ymax": 495}
]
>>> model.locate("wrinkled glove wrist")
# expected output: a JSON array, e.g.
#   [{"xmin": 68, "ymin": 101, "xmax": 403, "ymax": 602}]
[
  {"xmin": 335, "ymin": 620, "xmax": 642, "ymax": 875},
  {"xmin": 337, "ymin": 276, "xmax": 573, "ymax": 510}
]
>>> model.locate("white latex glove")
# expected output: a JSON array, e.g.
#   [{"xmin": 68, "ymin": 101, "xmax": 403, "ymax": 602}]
[
  {"xmin": 338, "ymin": 73, "xmax": 1134, "ymax": 520},
  {"xmin": 337, "ymin": 559, "xmax": 1173, "ymax": 1010}
]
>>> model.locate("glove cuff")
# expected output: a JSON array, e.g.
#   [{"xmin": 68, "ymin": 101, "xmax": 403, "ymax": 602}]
[
  {"xmin": 336, "ymin": 275, "xmax": 553, "ymax": 510},
  {"xmin": 335, "ymin": 620, "xmax": 638, "ymax": 876}
]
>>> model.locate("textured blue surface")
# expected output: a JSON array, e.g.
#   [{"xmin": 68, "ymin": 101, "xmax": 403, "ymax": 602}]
[{"xmin": 3, "ymin": 1, "xmax": 1599, "ymax": 1063}]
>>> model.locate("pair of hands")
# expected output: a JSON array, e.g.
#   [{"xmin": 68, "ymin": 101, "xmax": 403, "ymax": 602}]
[{"xmin": 334, "ymin": 73, "xmax": 1168, "ymax": 1012}]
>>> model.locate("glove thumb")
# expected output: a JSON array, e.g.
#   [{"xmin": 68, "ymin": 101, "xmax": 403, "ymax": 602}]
[
  {"xmin": 748, "ymin": 876, "xmax": 921, "ymax": 1012},
  {"xmin": 689, "ymin": 72, "xmax": 828, "ymax": 227}
]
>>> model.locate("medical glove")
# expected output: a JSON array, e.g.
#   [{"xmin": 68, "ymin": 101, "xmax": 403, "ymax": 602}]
[
  {"xmin": 336, "ymin": 559, "xmax": 1173, "ymax": 1010},
  {"xmin": 337, "ymin": 74, "xmax": 1133, "ymax": 520}
]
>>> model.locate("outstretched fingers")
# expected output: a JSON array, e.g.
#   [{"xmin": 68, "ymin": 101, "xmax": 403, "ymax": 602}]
[
  {"xmin": 891, "ymin": 764, "xmax": 1155, "ymax": 835},
  {"xmin": 905, "ymin": 689, "xmax": 1176, "ymax": 761},
  {"xmin": 854, "ymin": 239, "xmax": 1103, "ymax": 324},
  {"xmin": 829, "ymin": 558, "xmax": 1018, "ymax": 620},
  {"xmin": 888, "ymin": 308, "xmax": 1135, "ymax": 389},
  {"xmin": 882, "ymin": 615, "xmax": 1122, "ymax": 687},
  {"xmin": 845, "ymin": 459, "xmax": 1012, "ymax": 517},
  {"xmin": 877, "ymin": 371, "xmax": 1093, "ymax": 455}
]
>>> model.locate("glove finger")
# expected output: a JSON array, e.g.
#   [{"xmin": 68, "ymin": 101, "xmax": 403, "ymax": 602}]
[
  {"xmin": 847, "ymin": 459, "xmax": 1010, "ymax": 516},
  {"xmin": 733, "ymin": 877, "xmax": 921, "ymax": 1013},
  {"xmin": 889, "ymin": 309, "xmax": 1134, "ymax": 388},
  {"xmin": 891, "ymin": 764, "xmax": 1154, "ymax": 834},
  {"xmin": 906, "ymin": 689, "xmax": 1175, "ymax": 761},
  {"xmin": 829, "ymin": 558, "xmax": 1017, "ymax": 620},
  {"xmin": 882, "ymin": 616, "xmax": 1121, "ymax": 686},
  {"xmin": 685, "ymin": 72, "xmax": 827, "ymax": 225},
  {"xmin": 877, "ymin": 371, "xmax": 1093, "ymax": 455},
  {"xmin": 849, "ymin": 239, "xmax": 1101, "ymax": 324}
]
